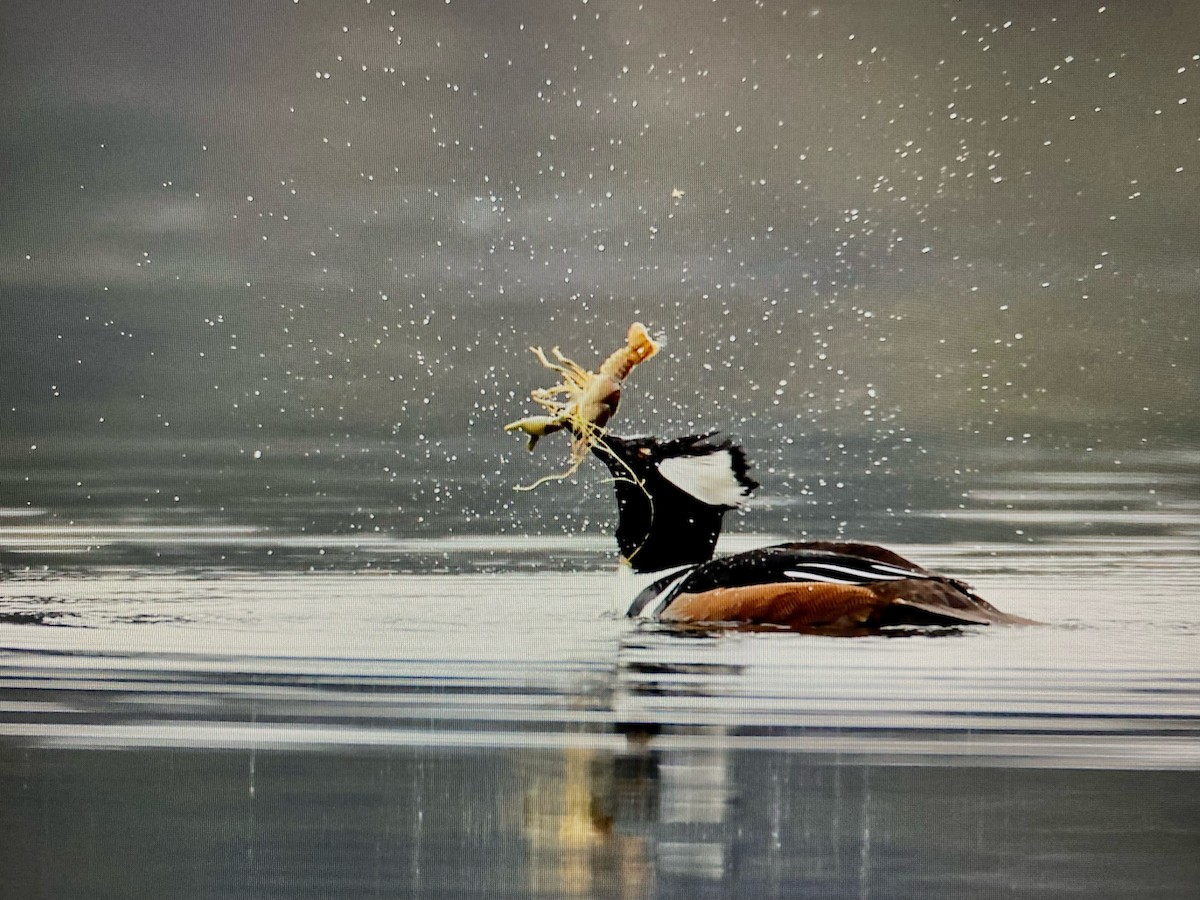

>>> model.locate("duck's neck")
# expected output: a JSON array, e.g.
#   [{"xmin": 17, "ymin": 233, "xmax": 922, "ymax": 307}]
[
  {"xmin": 591, "ymin": 432, "xmax": 759, "ymax": 573},
  {"xmin": 595, "ymin": 451, "xmax": 728, "ymax": 573}
]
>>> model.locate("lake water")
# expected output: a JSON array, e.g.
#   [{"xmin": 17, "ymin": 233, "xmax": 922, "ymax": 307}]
[{"xmin": 2, "ymin": 446, "xmax": 1199, "ymax": 898}]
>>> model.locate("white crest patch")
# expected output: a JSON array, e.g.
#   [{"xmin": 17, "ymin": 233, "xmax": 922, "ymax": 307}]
[{"xmin": 658, "ymin": 450, "xmax": 750, "ymax": 507}]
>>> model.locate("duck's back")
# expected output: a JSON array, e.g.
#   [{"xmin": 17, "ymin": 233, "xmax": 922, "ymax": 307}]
[{"xmin": 631, "ymin": 541, "xmax": 1029, "ymax": 630}]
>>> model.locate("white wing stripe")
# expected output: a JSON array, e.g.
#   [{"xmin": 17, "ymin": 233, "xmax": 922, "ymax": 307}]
[
  {"xmin": 784, "ymin": 562, "xmax": 911, "ymax": 583},
  {"xmin": 804, "ymin": 562, "xmax": 912, "ymax": 580},
  {"xmin": 631, "ymin": 567, "xmax": 694, "ymax": 619},
  {"xmin": 782, "ymin": 569, "xmax": 863, "ymax": 585},
  {"xmin": 866, "ymin": 561, "xmax": 922, "ymax": 577}
]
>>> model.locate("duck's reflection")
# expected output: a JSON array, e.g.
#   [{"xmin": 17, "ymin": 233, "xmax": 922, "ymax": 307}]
[
  {"xmin": 522, "ymin": 746, "xmax": 652, "ymax": 898},
  {"xmin": 522, "ymin": 629, "xmax": 747, "ymax": 896},
  {"xmin": 519, "ymin": 612, "xmax": 978, "ymax": 896},
  {"xmin": 612, "ymin": 632, "xmax": 741, "ymax": 885},
  {"xmin": 649, "ymin": 737, "xmax": 731, "ymax": 880}
]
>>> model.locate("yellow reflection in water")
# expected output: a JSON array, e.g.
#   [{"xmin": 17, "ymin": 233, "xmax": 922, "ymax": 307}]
[{"xmin": 522, "ymin": 746, "xmax": 651, "ymax": 899}]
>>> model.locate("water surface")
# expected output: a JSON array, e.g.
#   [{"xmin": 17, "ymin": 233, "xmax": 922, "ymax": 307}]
[{"xmin": 2, "ymin": 450, "xmax": 1199, "ymax": 898}]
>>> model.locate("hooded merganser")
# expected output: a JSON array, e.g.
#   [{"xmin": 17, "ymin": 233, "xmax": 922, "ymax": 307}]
[{"xmin": 591, "ymin": 433, "xmax": 1032, "ymax": 630}]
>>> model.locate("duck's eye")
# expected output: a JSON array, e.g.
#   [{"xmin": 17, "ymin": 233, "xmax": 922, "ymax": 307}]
[{"xmin": 638, "ymin": 447, "xmax": 653, "ymax": 458}]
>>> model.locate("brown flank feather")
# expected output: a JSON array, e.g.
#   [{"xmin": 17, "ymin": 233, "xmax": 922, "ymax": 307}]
[
  {"xmin": 659, "ymin": 578, "xmax": 1034, "ymax": 629},
  {"xmin": 660, "ymin": 582, "xmax": 886, "ymax": 629}
]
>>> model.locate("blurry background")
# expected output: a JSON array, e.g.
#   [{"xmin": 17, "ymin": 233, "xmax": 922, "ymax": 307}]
[{"xmin": 2, "ymin": 0, "xmax": 1197, "ymax": 539}]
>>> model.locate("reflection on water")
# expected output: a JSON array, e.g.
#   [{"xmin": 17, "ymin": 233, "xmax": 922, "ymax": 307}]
[
  {"xmin": 2, "ymin": 450, "xmax": 1199, "ymax": 897},
  {"xmin": 3, "ymin": 745, "xmax": 1198, "ymax": 899}
]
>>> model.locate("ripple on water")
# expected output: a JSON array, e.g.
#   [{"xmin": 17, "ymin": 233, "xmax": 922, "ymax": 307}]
[{"xmin": 1, "ymin": 535, "xmax": 1198, "ymax": 769}]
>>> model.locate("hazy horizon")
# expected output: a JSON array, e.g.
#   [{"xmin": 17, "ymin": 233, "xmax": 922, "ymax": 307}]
[{"xmin": 3, "ymin": 1, "xmax": 1198, "ymax": 482}]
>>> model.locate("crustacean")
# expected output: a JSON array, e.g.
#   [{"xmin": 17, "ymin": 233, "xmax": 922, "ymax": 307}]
[{"xmin": 505, "ymin": 322, "xmax": 659, "ymax": 490}]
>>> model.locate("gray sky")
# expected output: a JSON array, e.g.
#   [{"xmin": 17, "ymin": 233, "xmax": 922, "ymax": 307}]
[{"xmin": 2, "ymin": 0, "xmax": 1198, "ymax": 464}]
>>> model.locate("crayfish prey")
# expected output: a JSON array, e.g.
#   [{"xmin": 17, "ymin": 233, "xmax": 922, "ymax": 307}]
[{"xmin": 504, "ymin": 322, "xmax": 659, "ymax": 489}]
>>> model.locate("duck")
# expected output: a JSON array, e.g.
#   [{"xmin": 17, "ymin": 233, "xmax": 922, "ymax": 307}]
[{"xmin": 589, "ymin": 432, "xmax": 1032, "ymax": 631}]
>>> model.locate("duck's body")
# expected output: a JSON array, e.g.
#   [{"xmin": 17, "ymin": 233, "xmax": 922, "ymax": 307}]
[
  {"xmin": 593, "ymin": 433, "xmax": 1030, "ymax": 631},
  {"xmin": 624, "ymin": 541, "xmax": 1024, "ymax": 630}
]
